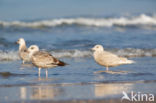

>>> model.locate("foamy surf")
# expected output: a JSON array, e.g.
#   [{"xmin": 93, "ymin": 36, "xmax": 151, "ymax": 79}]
[
  {"xmin": 0, "ymin": 14, "xmax": 156, "ymax": 29},
  {"xmin": 0, "ymin": 48, "xmax": 156, "ymax": 62},
  {"xmin": 0, "ymin": 50, "xmax": 19, "ymax": 61}
]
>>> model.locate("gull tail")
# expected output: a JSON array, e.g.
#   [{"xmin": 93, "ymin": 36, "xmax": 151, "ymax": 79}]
[
  {"xmin": 126, "ymin": 60, "xmax": 135, "ymax": 64},
  {"xmin": 120, "ymin": 57, "xmax": 135, "ymax": 64},
  {"xmin": 57, "ymin": 60, "xmax": 68, "ymax": 66}
]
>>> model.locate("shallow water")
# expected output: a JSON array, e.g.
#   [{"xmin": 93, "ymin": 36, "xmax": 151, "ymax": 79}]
[
  {"xmin": 0, "ymin": 57, "xmax": 156, "ymax": 86},
  {"xmin": 0, "ymin": 0, "xmax": 156, "ymax": 102}
]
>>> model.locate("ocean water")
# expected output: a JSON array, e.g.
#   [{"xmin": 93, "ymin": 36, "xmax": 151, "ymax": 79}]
[{"xmin": 0, "ymin": 0, "xmax": 156, "ymax": 102}]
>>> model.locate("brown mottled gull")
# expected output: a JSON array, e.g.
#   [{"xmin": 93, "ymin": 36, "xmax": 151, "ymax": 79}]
[
  {"xmin": 16, "ymin": 38, "xmax": 30, "ymax": 64},
  {"xmin": 28, "ymin": 45, "xmax": 66, "ymax": 77},
  {"xmin": 92, "ymin": 45, "xmax": 135, "ymax": 71}
]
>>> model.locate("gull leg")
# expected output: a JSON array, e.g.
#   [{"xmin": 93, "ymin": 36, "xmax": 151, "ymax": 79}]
[
  {"xmin": 46, "ymin": 69, "xmax": 48, "ymax": 78},
  {"xmin": 38, "ymin": 68, "xmax": 41, "ymax": 77},
  {"xmin": 94, "ymin": 66, "xmax": 109, "ymax": 74}
]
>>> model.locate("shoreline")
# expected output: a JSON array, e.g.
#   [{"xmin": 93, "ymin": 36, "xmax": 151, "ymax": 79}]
[
  {"xmin": 1, "ymin": 81, "xmax": 156, "ymax": 103},
  {"xmin": 6, "ymin": 98, "xmax": 156, "ymax": 103}
]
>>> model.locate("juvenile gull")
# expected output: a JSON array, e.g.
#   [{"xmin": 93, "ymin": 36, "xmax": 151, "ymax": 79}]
[
  {"xmin": 92, "ymin": 45, "xmax": 135, "ymax": 71},
  {"xmin": 28, "ymin": 45, "xmax": 66, "ymax": 77},
  {"xmin": 16, "ymin": 38, "xmax": 30, "ymax": 64}
]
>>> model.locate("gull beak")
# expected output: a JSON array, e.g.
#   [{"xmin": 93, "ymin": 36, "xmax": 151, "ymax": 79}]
[
  {"xmin": 15, "ymin": 40, "xmax": 19, "ymax": 44},
  {"xmin": 24, "ymin": 49, "xmax": 29, "ymax": 53}
]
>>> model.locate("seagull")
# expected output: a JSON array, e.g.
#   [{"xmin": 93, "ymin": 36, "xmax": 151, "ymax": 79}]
[
  {"xmin": 92, "ymin": 45, "xmax": 135, "ymax": 71},
  {"xmin": 16, "ymin": 38, "xmax": 31, "ymax": 64},
  {"xmin": 28, "ymin": 45, "xmax": 66, "ymax": 77}
]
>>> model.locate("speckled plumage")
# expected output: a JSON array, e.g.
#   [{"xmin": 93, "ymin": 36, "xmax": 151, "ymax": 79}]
[
  {"xmin": 31, "ymin": 51, "xmax": 66, "ymax": 68},
  {"xmin": 28, "ymin": 45, "xmax": 66, "ymax": 77},
  {"xmin": 92, "ymin": 45, "xmax": 135, "ymax": 71}
]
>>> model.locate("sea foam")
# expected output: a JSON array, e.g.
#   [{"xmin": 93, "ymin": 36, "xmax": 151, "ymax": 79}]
[
  {"xmin": 0, "ymin": 14, "xmax": 156, "ymax": 29},
  {"xmin": 0, "ymin": 48, "xmax": 156, "ymax": 62}
]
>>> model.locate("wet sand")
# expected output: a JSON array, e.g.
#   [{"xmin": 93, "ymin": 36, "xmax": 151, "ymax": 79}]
[
  {"xmin": 11, "ymin": 99, "xmax": 156, "ymax": 103},
  {"xmin": 1, "ymin": 81, "xmax": 156, "ymax": 103}
]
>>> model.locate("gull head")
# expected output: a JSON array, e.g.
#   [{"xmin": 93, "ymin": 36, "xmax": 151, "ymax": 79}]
[
  {"xmin": 16, "ymin": 38, "xmax": 25, "ymax": 45},
  {"xmin": 92, "ymin": 45, "xmax": 104, "ymax": 52},
  {"xmin": 28, "ymin": 45, "xmax": 39, "ymax": 56}
]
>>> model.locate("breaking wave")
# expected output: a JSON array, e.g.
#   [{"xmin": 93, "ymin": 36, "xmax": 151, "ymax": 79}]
[
  {"xmin": 0, "ymin": 14, "xmax": 156, "ymax": 29},
  {"xmin": 0, "ymin": 48, "xmax": 156, "ymax": 62},
  {"xmin": 0, "ymin": 50, "xmax": 19, "ymax": 61}
]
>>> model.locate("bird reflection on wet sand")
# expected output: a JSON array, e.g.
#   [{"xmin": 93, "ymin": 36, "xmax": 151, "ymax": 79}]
[
  {"xmin": 94, "ymin": 83, "xmax": 133, "ymax": 97},
  {"xmin": 19, "ymin": 86, "xmax": 64, "ymax": 100},
  {"xmin": 31, "ymin": 86, "xmax": 63, "ymax": 100}
]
